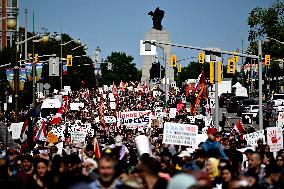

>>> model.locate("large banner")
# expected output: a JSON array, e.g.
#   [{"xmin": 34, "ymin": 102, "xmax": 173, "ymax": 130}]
[
  {"xmin": 243, "ymin": 130, "xmax": 265, "ymax": 147},
  {"xmin": 6, "ymin": 68, "xmax": 14, "ymax": 90},
  {"xmin": 25, "ymin": 63, "xmax": 33, "ymax": 81},
  {"xmin": 117, "ymin": 110, "xmax": 152, "ymax": 128},
  {"xmin": 162, "ymin": 122, "xmax": 198, "ymax": 147},
  {"xmin": 19, "ymin": 68, "xmax": 27, "ymax": 91},
  {"xmin": 266, "ymin": 127, "xmax": 283, "ymax": 152},
  {"xmin": 36, "ymin": 63, "xmax": 43, "ymax": 81}
]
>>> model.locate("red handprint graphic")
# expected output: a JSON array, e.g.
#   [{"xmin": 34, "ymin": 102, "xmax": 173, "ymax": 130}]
[{"xmin": 269, "ymin": 130, "xmax": 280, "ymax": 144}]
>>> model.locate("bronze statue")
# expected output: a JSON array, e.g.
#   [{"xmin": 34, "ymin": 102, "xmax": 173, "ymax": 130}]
[{"xmin": 148, "ymin": 7, "xmax": 164, "ymax": 30}]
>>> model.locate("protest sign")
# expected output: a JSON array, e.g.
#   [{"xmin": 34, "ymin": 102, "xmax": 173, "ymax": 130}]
[
  {"xmin": 104, "ymin": 116, "xmax": 116, "ymax": 124},
  {"xmin": 277, "ymin": 112, "xmax": 284, "ymax": 127},
  {"xmin": 10, "ymin": 122, "xmax": 24, "ymax": 139},
  {"xmin": 71, "ymin": 130, "xmax": 87, "ymax": 144},
  {"xmin": 110, "ymin": 102, "xmax": 116, "ymax": 110},
  {"xmin": 70, "ymin": 103, "xmax": 84, "ymax": 111},
  {"xmin": 267, "ymin": 127, "xmax": 283, "ymax": 152},
  {"xmin": 103, "ymin": 85, "xmax": 108, "ymax": 92},
  {"xmin": 47, "ymin": 132, "xmax": 59, "ymax": 144},
  {"xmin": 155, "ymin": 107, "xmax": 163, "ymax": 118},
  {"xmin": 117, "ymin": 111, "xmax": 152, "ymax": 128},
  {"xmin": 135, "ymin": 135, "xmax": 151, "ymax": 155},
  {"xmin": 162, "ymin": 122, "xmax": 198, "ymax": 146},
  {"xmin": 169, "ymin": 108, "xmax": 176, "ymax": 118},
  {"xmin": 243, "ymin": 130, "xmax": 265, "ymax": 147}
]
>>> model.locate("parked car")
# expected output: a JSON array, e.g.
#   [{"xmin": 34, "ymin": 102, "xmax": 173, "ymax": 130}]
[
  {"xmin": 226, "ymin": 96, "xmax": 249, "ymax": 113},
  {"xmin": 240, "ymin": 99, "xmax": 258, "ymax": 112},
  {"xmin": 271, "ymin": 93, "xmax": 284, "ymax": 107},
  {"xmin": 219, "ymin": 93, "xmax": 235, "ymax": 108}
]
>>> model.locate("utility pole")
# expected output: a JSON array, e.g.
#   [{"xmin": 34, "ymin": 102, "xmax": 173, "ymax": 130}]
[
  {"xmin": 1, "ymin": 0, "xmax": 6, "ymax": 50},
  {"xmin": 94, "ymin": 47, "xmax": 101, "ymax": 87},
  {"xmin": 258, "ymin": 40, "xmax": 263, "ymax": 130},
  {"xmin": 213, "ymin": 55, "xmax": 219, "ymax": 130},
  {"xmin": 25, "ymin": 9, "xmax": 28, "ymax": 61}
]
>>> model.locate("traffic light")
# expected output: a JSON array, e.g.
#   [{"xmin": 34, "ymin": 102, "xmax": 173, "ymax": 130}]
[
  {"xmin": 198, "ymin": 52, "xmax": 205, "ymax": 63},
  {"xmin": 66, "ymin": 55, "xmax": 72, "ymax": 66},
  {"xmin": 233, "ymin": 52, "xmax": 238, "ymax": 63},
  {"xmin": 34, "ymin": 54, "xmax": 38, "ymax": 63},
  {"xmin": 265, "ymin": 55, "xmax": 270, "ymax": 66},
  {"xmin": 178, "ymin": 64, "xmax": 182, "ymax": 72},
  {"xmin": 218, "ymin": 62, "xmax": 222, "ymax": 83},
  {"xmin": 170, "ymin": 54, "xmax": 177, "ymax": 67},
  {"xmin": 210, "ymin": 62, "xmax": 214, "ymax": 84},
  {"xmin": 227, "ymin": 58, "xmax": 235, "ymax": 74}
]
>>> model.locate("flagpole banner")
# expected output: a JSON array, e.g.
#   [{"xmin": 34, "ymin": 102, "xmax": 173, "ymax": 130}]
[
  {"xmin": 162, "ymin": 122, "xmax": 198, "ymax": 146},
  {"xmin": 36, "ymin": 63, "xmax": 43, "ymax": 81},
  {"xmin": 25, "ymin": 63, "xmax": 33, "ymax": 81},
  {"xmin": 6, "ymin": 68, "xmax": 14, "ymax": 90},
  {"xmin": 63, "ymin": 62, "xmax": 67, "ymax": 75},
  {"xmin": 19, "ymin": 68, "xmax": 27, "ymax": 91},
  {"xmin": 266, "ymin": 127, "xmax": 283, "ymax": 152}
]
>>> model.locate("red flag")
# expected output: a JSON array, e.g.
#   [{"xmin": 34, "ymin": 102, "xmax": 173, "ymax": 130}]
[
  {"xmin": 234, "ymin": 119, "xmax": 245, "ymax": 134},
  {"xmin": 93, "ymin": 137, "xmax": 101, "ymax": 159}
]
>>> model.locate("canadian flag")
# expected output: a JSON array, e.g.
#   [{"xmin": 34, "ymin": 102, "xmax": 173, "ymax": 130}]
[
  {"xmin": 51, "ymin": 106, "xmax": 64, "ymax": 125},
  {"xmin": 36, "ymin": 119, "xmax": 47, "ymax": 141},
  {"xmin": 234, "ymin": 119, "xmax": 245, "ymax": 134}
]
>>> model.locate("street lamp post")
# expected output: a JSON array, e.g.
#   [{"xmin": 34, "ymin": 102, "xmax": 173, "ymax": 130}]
[
  {"xmin": 258, "ymin": 40, "xmax": 263, "ymax": 130},
  {"xmin": 60, "ymin": 38, "xmax": 80, "ymax": 91}
]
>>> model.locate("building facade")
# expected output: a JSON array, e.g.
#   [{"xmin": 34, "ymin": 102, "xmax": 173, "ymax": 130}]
[{"xmin": 0, "ymin": 0, "xmax": 19, "ymax": 50}]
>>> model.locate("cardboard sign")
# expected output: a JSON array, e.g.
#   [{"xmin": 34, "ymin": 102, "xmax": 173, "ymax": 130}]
[
  {"xmin": 10, "ymin": 122, "xmax": 24, "ymax": 139},
  {"xmin": 47, "ymin": 132, "xmax": 59, "ymax": 144},
  {"xmin": 110, "ymin": 102, "xmax": 116, "ymax": 110},
  {"xmin": 162, "ymin": 122, "xmax": 198, "ymax": 146},
  {"xmin": 277, "ymin": 112, "xmax": 284, "ymax": 127},
  {"xmin": 267, "ymin": 127, "xmax": 283, "ymax": 152},
  {"xmin": 169, "ymin": 108, "xmax": 176, "ymax": 118},
  {"xmin": 243, "ymin": 130, "xmax": 265, "ymax": 147}
]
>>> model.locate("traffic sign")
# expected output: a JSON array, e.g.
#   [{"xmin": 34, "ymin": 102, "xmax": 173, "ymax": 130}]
[
  {"xmin": 242, "ymin": 113, "xmax": 253, "ymax": 124},
  {"xmin": 210, "ymin": 99, "xmax": 215, "ymax": 108}
]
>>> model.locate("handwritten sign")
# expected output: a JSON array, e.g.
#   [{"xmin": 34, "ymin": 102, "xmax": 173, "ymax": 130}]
[
  {"xmin": 162, "ymin": 122, "xmax": 198, "ymax": 146},
  {"xmin": 243, "ymin": 130, "xmax": 265, "ymax": 147},
  {"xmin": 71, "ymin": 130, "xmax": 86, "ymax": 144},
  {"xmin": 267, "ymin": 127, "xmax": 283, "ymax": 152},
  {"xmin": 169, "ymin": 108, "xmax": 177, "ymax": 118},
  {"xmin": 10, "ymin": 122, "xmax": 24, "ymax": 139}
]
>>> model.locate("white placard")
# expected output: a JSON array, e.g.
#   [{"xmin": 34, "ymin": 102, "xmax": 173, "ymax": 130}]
[
  {"xmin": 110, "ymin": 102, "xmax": 116, "ymax": 110},
  {"xmin": 117, "ymin": 111, "xmax": 152, "ymax": 128},
  {"xmin": 162, "ymin": 122, "xmax": 198, "ymax": 146},
  {"xmin": 71, "ymin": 130, "xmax": 87, "ymax": 144},
  {"xmin": 103, "ymin": 85, "xmax": 109, "ymax": 92},
  {"xmin": 155, "ymin": 107, "xmax": 163, "ymax": 118},
  {"xmin": 104, "ymin": 116, "xmax": 117, "ymax": 124},
  {"xmin": 70, "ymin": 103, "xmax": 84, "ymax": 111},
  {"xmin": 210, "ymin": 99, "xmax": 215, "ymax": 108},
  {"xmin": 266, "ymin": 127, "xmax": 283, "ymax": 152},
  {"xmin": 277, "ymin": 112, "xmax": 284, "ymax": 127},
  {"xmin": 169, "ymin": 108, "xmax": 176, "ymax": 118},
  {"xmin": 140, "ymin": 40, "xmax": 157, "ymax": 55},
  {"xmin": 10, "ymin": 122, "xmax": 24, "ymax": 139},
  {"xmin": 243, "ymin": 130, "xmax": 265, "ymax": 147},
  {"xmin": 64, "ymin": 86, "xmax": 71, "ymax": 91}
]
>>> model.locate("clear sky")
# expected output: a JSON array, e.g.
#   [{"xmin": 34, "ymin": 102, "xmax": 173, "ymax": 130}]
[{"xmin": 19, "ymin": 0, "xmax": 275, "ymax": 68}]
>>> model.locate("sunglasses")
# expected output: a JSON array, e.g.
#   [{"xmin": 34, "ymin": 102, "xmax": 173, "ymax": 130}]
[{"xmin": 276, "ymin": 159, "xmax": 283, "ymax": 161}]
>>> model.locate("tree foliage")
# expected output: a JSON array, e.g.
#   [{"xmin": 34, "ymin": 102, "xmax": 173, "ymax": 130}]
[
  {"xmin": 247, "ymin": 0, "xmax": 284, "ymax": 59},
  {"xmin": 100, "ymin": 52, "xmax": 138, "ymax": 85}
]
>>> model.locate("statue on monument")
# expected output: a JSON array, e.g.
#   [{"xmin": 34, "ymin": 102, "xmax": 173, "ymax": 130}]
[{"xmin": 148, "ymin": 7, "xmax": 164, "ymax": 30}]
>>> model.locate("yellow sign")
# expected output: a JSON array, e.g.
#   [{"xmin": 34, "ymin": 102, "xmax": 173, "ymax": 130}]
[{"xmin": 47, "ymin": 132, "xmax": 59, "ymax": 144}]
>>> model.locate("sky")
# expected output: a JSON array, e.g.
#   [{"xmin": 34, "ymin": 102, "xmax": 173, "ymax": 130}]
[{"xmin": 19, "ymin": 0, "xmax": 275, "ymax": 68}]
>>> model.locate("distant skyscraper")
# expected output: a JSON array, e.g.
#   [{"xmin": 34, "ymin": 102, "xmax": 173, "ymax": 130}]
[{"xmin": 0, "ymin": 0, "xmax": 19, "ymax": 50}]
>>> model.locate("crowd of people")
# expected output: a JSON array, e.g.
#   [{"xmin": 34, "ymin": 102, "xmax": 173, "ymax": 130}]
[{"xmin": 0, "ymin": 81, "xmax": 283, "ymax": 189}]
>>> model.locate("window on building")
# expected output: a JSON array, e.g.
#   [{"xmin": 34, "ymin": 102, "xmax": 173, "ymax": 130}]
[
  {"xmin": 7, "ymin": 0, "xmax": 17, "ymax": 8},
  {"xmin": 6, "ymin": 35, "xmax": 11, "ymax": 47}
]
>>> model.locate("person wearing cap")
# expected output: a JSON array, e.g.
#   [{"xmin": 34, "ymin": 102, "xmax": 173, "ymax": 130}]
[{"xmin": 200, "ymin": 128, "xmax": 228, "ymax": 160}]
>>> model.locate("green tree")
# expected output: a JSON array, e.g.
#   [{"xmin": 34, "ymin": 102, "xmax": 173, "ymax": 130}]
[
  {"xmin": 247, "ymin": 0, "xmax": 284, "ymax": 58},
  {"xmin": 100, "ymin": 52, "xmax": 138, "ymax": 85}
]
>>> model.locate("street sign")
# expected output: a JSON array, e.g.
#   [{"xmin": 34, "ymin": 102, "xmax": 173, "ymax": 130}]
[
  {"xmin": 242, "ymin": 113, "xmax": 253, "ymax": 124},
  {"xmin": 210, "ymin": 99, "xmax": 215, "ymax": 108},
  {"xmin": 49, "ymin": 57, "xmax": 59, "ymax": 76}
]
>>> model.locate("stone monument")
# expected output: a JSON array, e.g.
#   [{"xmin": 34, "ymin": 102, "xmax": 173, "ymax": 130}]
[{"xmin": 141, "ymin": 7, "xmax": 174, "ymax": 84}]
